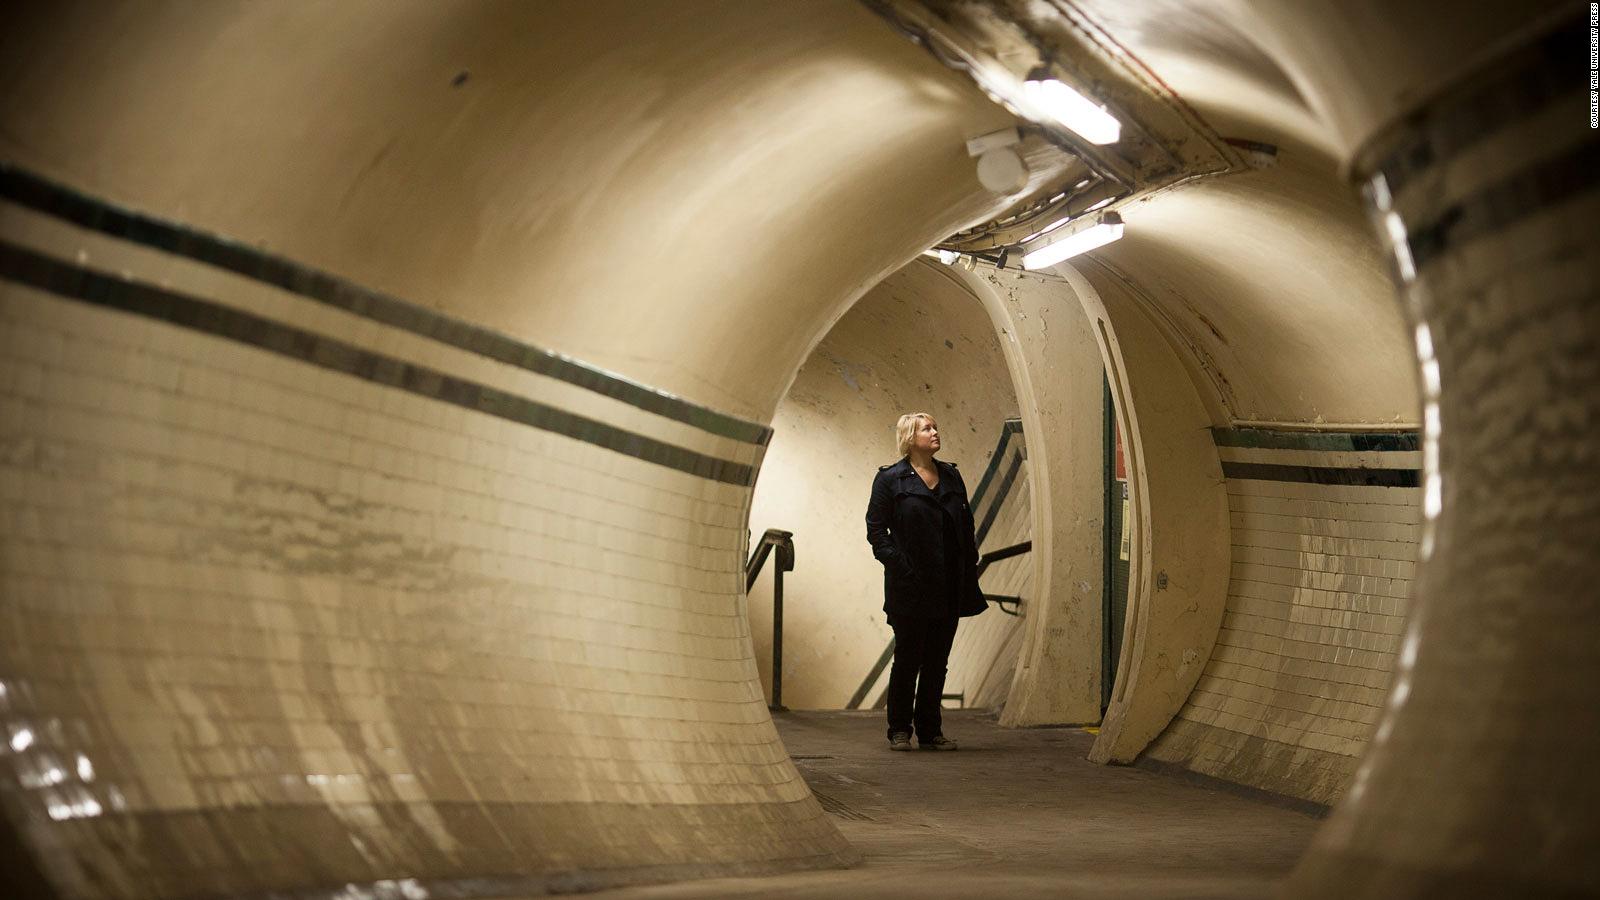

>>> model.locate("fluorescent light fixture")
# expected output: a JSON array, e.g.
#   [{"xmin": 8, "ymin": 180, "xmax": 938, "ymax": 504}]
[
  {"xmin": 1022, "ymin": 68, "xmax": 1121, "ymax": 145},
  {"xmin": 922, "ymin": 249, "xmax": 960, "ymax": 265},
  {"xmin": 1022, "ymin": 213, "xmax": 1123, "ymax": 270}
]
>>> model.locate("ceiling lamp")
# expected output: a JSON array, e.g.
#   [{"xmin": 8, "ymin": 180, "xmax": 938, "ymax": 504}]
[
  {"xmin": 1022, "ymin": 66, "xmax": 1121, "ymax": 145},
  {"xmin": 1021, "ymin": 212, "xmax": 1123, "ymax": 270}
]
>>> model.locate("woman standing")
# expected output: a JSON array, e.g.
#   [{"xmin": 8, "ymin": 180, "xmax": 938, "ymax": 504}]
[{"xmin": 865, "ymin": 412, "xmax": 988, "ymax": 751}]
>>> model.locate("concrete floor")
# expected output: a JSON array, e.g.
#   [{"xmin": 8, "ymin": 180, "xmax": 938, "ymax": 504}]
[{"xmin": 591, "ymin": 709, "xmax": 1320, "ymax": 899}]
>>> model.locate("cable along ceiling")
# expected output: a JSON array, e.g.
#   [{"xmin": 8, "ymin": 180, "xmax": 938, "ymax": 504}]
[{"xmin": 864, "ymin": 0, "xmax": 1255, "ymax": 260}]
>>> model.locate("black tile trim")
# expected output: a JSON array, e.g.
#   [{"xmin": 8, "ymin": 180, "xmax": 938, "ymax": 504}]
[
  {"xmin": 1355, "ymin": 24, "xmax": 1582, "ymax": 199},
  {"xmin": 1401, "ymin": 137, "xmax": 1600, "ymax": 272},
  {"xmin": 1212, "ymin": 427, "xmax": 1419, "ymax": 452},
  {"xmin": 969, "ymin": 418, "xmax": 1022, "ymax": 512},
  {"xmin": 0, "ymin": 163, "xmax": 772, "ymax": 446},
  {"xmin": 975, "ymin": 450, "xmax": 1024, "ymax": 546},
  {"xmin": 845, "ymin": 638, "xmax": 896, "ymax": 711},
  {"xmin": 1220, "ymin": 461, "xmax": 1418, "ymax": 488},
  {"xmin": 0, "ymin": 241, "xmax": 756, "ymax": 487}
]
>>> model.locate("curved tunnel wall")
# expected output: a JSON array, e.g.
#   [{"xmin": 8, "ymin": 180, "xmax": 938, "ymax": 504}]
[
  {"xmin": 1070, "ymin": 1, "xmax": 1599, "ymax": 890},
  {"xmin": 2, "ymin": 0, "xmax": 1596, "ymax": 895},
  {"xmin": 745, "ymin": 259, "xmax": 1019, "ymax": 710},
  {"xmin": 979, "ymin": 3, "xmax": 1431, "ymax": 797},
  {"xmin": 1062, "ymin": 263, "xmax": 1231, "ymax": 765},
  {"xmin": 1141, "ymin": 431, "xmax": 1421, "ymax": 806},
  {"xmin": 1248, "ymin": 4, "xmax": 1600, "ymax": 893},
  {"xmin": 0, "ymin": 168, "xmax": 846, "ymax": 895},
  {"xmin": 0, "ymin": 1, "xmax": 1031, "ymax": 895},
  {"xmin": 950, "ymin": 266, "xmax": 1108, "ymax": 728}
]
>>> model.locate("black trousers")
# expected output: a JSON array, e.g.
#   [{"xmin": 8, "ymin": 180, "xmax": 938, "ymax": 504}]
[{"xmin": 885, "ymin": 614, "xmax": 959, "ymax": 740}]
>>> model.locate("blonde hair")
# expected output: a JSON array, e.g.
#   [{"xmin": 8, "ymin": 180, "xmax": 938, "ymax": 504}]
[{"xmin": 895, "ymin": 412, "xmax": 936, "ymax": 457}]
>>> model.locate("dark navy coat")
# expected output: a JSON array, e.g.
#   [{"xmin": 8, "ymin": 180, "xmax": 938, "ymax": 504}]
[{"xmin": 865, "ymin": 457, "xmax": 988, "ymax": 620}]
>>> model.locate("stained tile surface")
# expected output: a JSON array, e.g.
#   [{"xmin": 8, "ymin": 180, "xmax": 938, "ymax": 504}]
[{"xmin": 1145, "ymin": 434, "xmax": 1421, "ymax": 806}]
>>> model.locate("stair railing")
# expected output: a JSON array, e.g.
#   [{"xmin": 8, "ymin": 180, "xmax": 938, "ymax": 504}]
[
  {"xmin": 845, "ymin": 539, "xmax": 1033, "ymax": 709},
  {"xmin": 746, "ymin": 528, "xmax": 795, "ymax": 711}
]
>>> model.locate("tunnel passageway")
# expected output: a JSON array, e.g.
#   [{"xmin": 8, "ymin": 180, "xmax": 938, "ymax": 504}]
[
  {"xmin": 2, "ymin": 0, "xmax": 1596, "ymax": 897},
  {"xmin": 591, "ymin": 710, "xmax": 1319, "ymax": 900}
]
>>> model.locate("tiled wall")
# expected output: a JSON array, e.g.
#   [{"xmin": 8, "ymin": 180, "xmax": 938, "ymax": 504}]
[
  {"xmin": 0, "ymin": 168, "xmax": 853, "ymax": 896},
  {"xmin": 1143, "ymin": 429, "xmax": 1420, "ymax": 807}
]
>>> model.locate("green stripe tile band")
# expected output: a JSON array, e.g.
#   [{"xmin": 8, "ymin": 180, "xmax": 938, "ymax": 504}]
[
  {"xmin": 0, "ymin": 241, "xmax": 757, "ymax": 487},
  {"xmin": 1220, "ymin": 461, "xmax": 1419, "ymax": 488},
  {"xmin": 0, "ymin": 163, "xmax": 771, "ymax": 446},
  {"xmin": 1212, "ymin": 427, "xmax": 1420, "ymax": 453}
]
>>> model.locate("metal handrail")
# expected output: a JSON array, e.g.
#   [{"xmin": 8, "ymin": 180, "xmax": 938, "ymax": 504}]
[
  {"xmin": 846, "ymin": 540, "xmax": 1034, "ymax": 709},
  {"xmin": 746, "ymin": 529, "xmax": 795, "ymax": 711},
  {"xmin": 977, "ymin": 540, "xmax": 1031, "ymax": 617},
  {"xmin": 985, "ymin": 594, "xmax": 1024, "ymax": 616},
  {"xmin": 976, "ymin": 540, "xmax": 1031, "ymax": 578}
]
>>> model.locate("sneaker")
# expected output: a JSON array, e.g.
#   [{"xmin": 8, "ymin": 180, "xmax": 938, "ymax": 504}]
[
  {"xmin": 920, "ymin": 735, "xmax": 958, "ymax": 751},
  {"xmin": 888, "ymin": 732, "xmax": 913, "ymax": 751}
]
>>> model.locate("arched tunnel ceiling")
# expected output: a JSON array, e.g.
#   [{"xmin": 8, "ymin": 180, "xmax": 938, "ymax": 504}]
[
  {"xmin": 1028, "ymin": 0, "xmax": 1420, "ymax": 425},
  {"xmin": 1067, "ymin": 0, "xmax": 1324, "ymax": 150},
  {"xmin": 1, "ymin": 1, "xmax": 1595, "ymax": 896},
  {"xmin": 2, "ymin": 0, "xmax": 1449, "ymax": 429},
  {"xmin": 1082, "ymin": 144, "xmax": 1416, "ymax": 426},
  {"xmin": 0, "ymin": 0, "xmax": 1031, "ymax": 424},
  {"xmin": 868, "ymin": 0, "xmax": 1425, "ymax": 426}
]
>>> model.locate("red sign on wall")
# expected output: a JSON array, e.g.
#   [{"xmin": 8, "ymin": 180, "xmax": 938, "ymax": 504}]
[{"xmin": 1114, "ymin": 416, "xmax": 1126, "ymax": 481}]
